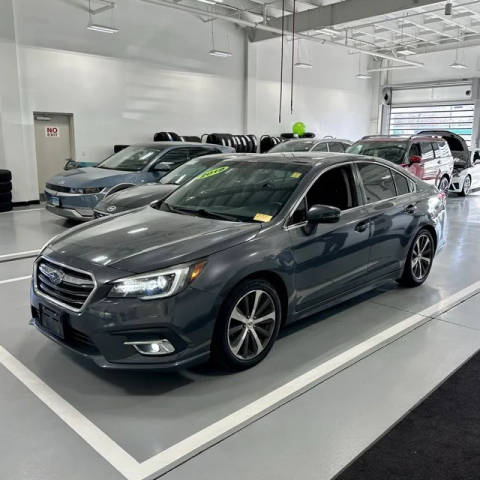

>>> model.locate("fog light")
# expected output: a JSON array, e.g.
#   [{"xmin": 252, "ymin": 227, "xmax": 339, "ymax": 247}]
[{"xmin": 124, "ymin": 339, "xmax": 175, "ymax": 356}]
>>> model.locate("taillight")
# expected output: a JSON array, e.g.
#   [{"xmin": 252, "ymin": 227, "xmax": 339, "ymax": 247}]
[{"xmin": 437, "ymin": 191, "xmax": 446, "ymax": 205}]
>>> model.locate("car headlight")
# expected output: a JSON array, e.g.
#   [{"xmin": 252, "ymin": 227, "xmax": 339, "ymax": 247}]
[
  {"xmin": 108, "ymin": 261, "xmax": 206, "ymax": 300},
  {"xmin": 70, "ymin": 187, "xmax": 104, "ymax": 194}
]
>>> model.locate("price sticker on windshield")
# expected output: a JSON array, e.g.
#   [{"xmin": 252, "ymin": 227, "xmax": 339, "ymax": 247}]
[
  {"xmin": 291, "ymin": 172, "xmax": 302, "ymax": 178},
  {"xmin": 196, "ymin": 166, "xmax": 229, "ymax": 179},
  {"xmin": 254, "ymin": 213, "xmax": 273, "ymax": 222}
]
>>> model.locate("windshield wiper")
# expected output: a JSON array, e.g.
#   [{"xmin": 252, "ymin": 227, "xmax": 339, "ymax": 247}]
[{"xmin": 168, "ymin": 205, "xmax": 239, "ymax": 221}]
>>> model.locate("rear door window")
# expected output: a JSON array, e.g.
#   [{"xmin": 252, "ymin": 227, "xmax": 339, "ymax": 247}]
[
  {"xmin": 409, "ymin": 143, "xmax": 421, "ymax": 158},
  {"xmin": 312, "ymin": 143, "xmax": 328, "ymax": 152},
  {"xmin": 391, "ymin": 170, "xmax": 411, "ymax": 196},
  {"xmin": 357, "ymin": 163, "xmax": 397, "ymax": 203},
  {"xmin": 328, "ymin": 142, "xmax": 345, "ymax": 153}
]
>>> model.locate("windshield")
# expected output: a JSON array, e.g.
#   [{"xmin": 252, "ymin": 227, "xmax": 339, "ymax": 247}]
[
  {"xmin": 159, "ymin": 157, "xmax": 219, "ymax": 185},
  {"xmin": 269, "ymin": 141, "xmax": 316, "ymax": 153},
  {"xmin": 97, "ymin": 146, "xmax": 167, "ymax": 171},
  {"xmin": 159, "ymin": 161, "xmax": 310, "ymax": 222},
  {"xmin": 347, "ymin": 140, "xmax": 408, "ymax": 164}
]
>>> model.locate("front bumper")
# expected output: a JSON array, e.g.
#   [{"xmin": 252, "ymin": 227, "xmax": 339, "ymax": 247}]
[
  {"xmin": 30, "ymin": 256, "xmax": 218, "ymax": 370},
  {"xmin": 45, "ymin": 190, "xmax": 106, "ymax": 221}
]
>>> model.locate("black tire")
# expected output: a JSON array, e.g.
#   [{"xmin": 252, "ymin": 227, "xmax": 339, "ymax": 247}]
[
  {"xmin": 212, "ymin": 278, "xmax": 282, "ymax": 370},
  {"xmin": 0, "ymin": 181, "xmax": 12, "ymax": 193},
  {"xmin": 398, "ymin": 228, "xmax": 435, "ymax": 288},
  {"xmin": 0, "ymin": 202, "xmax": 12, "ymax": 212},
  {"xmin": 459, "ymin": 175, "xmax": 471, "ymax": 197},
  {"xmin": 0, "ymin": 169, "xmax": 11, "ymax": 182},
  {"xmin": 0, "ymin": 192, "xmax": 12, "ymax": 203},
  {"xmin": 437, "ymin": 175, "xmax": 450, "ymax": 196}
]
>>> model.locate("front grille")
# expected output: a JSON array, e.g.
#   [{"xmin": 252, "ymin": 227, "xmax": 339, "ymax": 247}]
[
  {"xmin": 36, "ymin": 258, "xmax": 95, "ymax": 311},
  {"xmin": 65, "ymin": 325, "xmax": 100, "ymax": 354},
  {"xmin": 46, "ymin": 183, "xmax": 72, "ymax": 193}
]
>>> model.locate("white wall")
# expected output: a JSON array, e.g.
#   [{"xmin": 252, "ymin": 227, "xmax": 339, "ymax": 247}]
[
  {"xmin": 1, "ymin": 0, "xmax": 246, "ymax": 202},
  {"xmin": 246, "ymin": 37, "xmax": 374, "ymax": 141}
]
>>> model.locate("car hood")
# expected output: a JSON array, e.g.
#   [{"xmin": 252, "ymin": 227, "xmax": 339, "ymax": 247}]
[
  {"xmin": 47, "ymin": 167, "xmax": 144, "ymax": 189},
  {"xmin": 95, "ymin": 184, "xmax": 178, "ymax": 213},
  {"xmin": 47, "ymin": 207, "xmax": 261, "ymax": 273}
]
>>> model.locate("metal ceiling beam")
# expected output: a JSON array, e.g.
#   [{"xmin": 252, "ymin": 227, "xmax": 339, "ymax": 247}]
[
  {"xmin": 141, "ymin": 0, "xmax": 424, "ymax": 66},
  {"xmin": 249, "ymin": 0, "xmax": 444, "ymax": 42}
]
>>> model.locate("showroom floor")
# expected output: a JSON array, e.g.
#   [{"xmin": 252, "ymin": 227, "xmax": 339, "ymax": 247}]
[{"xmin": 1, "ymin": 196, "xmax": 480, "ymax": 480}]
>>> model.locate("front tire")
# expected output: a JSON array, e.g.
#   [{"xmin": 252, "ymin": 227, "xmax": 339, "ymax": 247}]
[
  {"xmin": 398, "ymin": 229, "xmax": 435, "ymax": 288},
  {"xmin": 438, "ymin": 176, "xmax": 450, "ymax": 196},
  {"xmin": 459, "ymin": 175, "xmax": 471, "ymax": 196},
  {"xmin": 212, "ymin": 279, "xmax": 282, "ymax": 370}
]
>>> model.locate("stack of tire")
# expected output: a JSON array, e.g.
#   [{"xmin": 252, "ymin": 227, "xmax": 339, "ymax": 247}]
[
  {"xmin": 280, "ymin": 132, "xmax": 316, "ymax": 139},
  {"xmin": 260, "ymin": 135, "xmax": 287, "ymax": 153},
  {"xmin": 153, "ymin": 132, "xmax": 201, "ymax": 143},
  {"xmin": 203, "ymin": 133, "xmax": 258, "ymax": 153},
  {"xmin": 0, "ymin": 169, "xmax": 12, "ymax": 213}
]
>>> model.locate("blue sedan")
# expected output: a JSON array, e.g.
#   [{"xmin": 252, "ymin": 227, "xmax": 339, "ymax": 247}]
[{"xmin": 45, "ymin": 142, "xmax": 232, "ymax": 221}]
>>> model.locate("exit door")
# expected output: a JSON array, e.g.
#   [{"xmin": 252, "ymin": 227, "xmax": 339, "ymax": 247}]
[{"xmin": 34, "ymin": 113, "xmax": 74, "ymax": 195}]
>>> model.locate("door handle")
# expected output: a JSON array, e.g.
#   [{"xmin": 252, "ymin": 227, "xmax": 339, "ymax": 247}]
[
  {"xmin": 405, "ymin": 204, "xmax": 417, "ymax": 214},
  {"xmin": 354, "ymin": 220, "xmax": 370, "ymax": 233}
]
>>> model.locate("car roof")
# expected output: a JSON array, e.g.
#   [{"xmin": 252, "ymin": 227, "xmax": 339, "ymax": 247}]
[
  {"xmin": 282, "ymin": 138, "xmax": 351, "ymax": 144},
  {"xmin": 131, "ymin": 142, "xmax": 221, "ymax": 148},
  {"xmin": 360, "ymin": 135, "xmax": 445, "ymax": 142}
]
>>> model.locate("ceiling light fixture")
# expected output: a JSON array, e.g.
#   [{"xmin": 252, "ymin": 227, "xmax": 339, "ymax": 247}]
[
  {"xmin": 87, "ymin": 0, "xmax": 119, "ymax": 34},
  {"xmin": 208, "ymin": 20, "xmax": 232, "ymax": 58},
  {"xmin": 294, "ymin": 39, "xmax": 312, "ymax": 69},
  {"xmin": 450, "ymin": 26, "xmax": 468, "ymax": 69},
  {"xmin": 295, "ymin": 62, "xmax": 313, "ymax": 69},
  {"xmin": 197, "ymin": 0, "xmax": 216, "ymax": 4},
  {"xmin": 397, "ymin": 47, "xmax": 416, "ymax": 56},
  {"xmin": 355, "ymin": 52, "xmax": 371, "ymax": 79}
]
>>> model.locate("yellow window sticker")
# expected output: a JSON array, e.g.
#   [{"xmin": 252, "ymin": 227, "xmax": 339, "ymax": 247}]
[
  {"xmin": 291, "ymin": 172, "xmax": 302, "ymax": 178},
  {"xmin": 254, "ymin": 213, "xmax": 273, "ymax": 222},
  {"xmin": 196, "ymin": 166, "xmax": 229, "ymax": 179}
]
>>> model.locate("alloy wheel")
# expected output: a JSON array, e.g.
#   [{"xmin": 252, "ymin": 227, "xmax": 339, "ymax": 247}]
[
  {"xmin": 439, "ymin": 177, "xmax": 449, "ymax": 194},
  {"xmin": 463, "ymin": 176, "xmax": 471, "ymax": 195},
  {"xmin": 227, "ymin": 289, "xmax": 277, "ymax": 360},
  {"xmin": 411, "ymin": 233, "xmax": 433, "ymax": 281}
]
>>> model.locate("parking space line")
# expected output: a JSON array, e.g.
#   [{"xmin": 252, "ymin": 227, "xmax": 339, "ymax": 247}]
[
  {"xmin": 0, "ymin": 275, "xmax": 31, "ymax": 285},
  {"xmin": 0, "ymin": 249, "xmax": 40, "ymax": 263},
  {"xmin": 0, "ymin": 346, "xmax": 141, "ymax": 480},
  {"xmin": 2, "ymin": 280, "xmax": 480, "ymax": 480}
]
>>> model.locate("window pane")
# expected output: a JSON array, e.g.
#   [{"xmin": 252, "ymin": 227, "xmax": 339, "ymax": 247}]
[
  {"xmin": 312, "ymin": 143, "xmax": 328, "ymax": 152},
  {"xmin": 306, "ymin": 165, "xmax": 358, "ymax": 211},
  {"xmin": 392, "ymin": 170, "xmax": 410, "ymax": 195},
  {"xmin": 421, "ymin": 142, "xmax": 434, "ymax": 160},
  {"xmin": 328, "ymin": 142, "xmax": 344, "ymax": 153},
  {"xmin": 358, "ymin": 163, "xmax": 396, "ymax": 203},
  {"xmin": 160, "ymin": 148, "xmax": 190, "ymax": 165}
]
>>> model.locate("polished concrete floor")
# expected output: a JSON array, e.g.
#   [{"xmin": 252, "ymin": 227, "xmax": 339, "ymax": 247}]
[{"xmin": 1, "ymin": 198, "xmax": 480, "ymax": 480}]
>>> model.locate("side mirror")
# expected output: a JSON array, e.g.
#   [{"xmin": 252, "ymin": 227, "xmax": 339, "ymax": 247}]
[
  {"xmin": 307, "ymin": 204, "xmax": 341, "ymax": 224},
  {"xmin": 154, "ymin": 162, "xmax": 173, "ymax": 172},
  {"xmin": 409, "ymin": 155, "xmax": 422, "ymax": 164}
]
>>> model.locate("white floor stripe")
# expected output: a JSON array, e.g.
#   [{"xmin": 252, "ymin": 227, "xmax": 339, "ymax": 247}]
[
  {"xmin": 1, "ymin": 280, "xmax": 480, "ymax": 480},
  {"xmin": 0, "ymin": 207, "xmax": 44, "ymax": 215},
  {"xmin": 0, "ymin": 346, "xmax": 141, "ymax": 480},
  {"xmin": 0, "ymin": 275, "xmax": 31, "ymax": 285},
  {"xmin": 0, "ymin": 249, "xmax": 40, "ymax": 261}
]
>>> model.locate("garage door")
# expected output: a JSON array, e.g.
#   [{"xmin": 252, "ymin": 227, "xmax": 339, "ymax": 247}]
[{"xmin": 389, "ymin": 104, "xmax": 475, "ymax": 147}]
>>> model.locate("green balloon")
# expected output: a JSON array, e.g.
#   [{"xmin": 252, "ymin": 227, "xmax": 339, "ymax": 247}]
[{"xmin": 292, "ymin": 122, "xmax": 306, "ymax": 136}]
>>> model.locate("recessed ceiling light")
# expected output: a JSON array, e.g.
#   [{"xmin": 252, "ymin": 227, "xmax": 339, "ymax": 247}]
[
  {"xmin": 197, "ymin": 0, "xmax": 222, "ymax": 3},
  {"xmin": 87, "ymin": 23, "xmax": 119, "ymax": 33},
  {"xmin": 449, "ymin": 61, "xmax": 468, "ymax": 69},
  {"xmin": 356, "ymin": 73, "xmax": 372, "ymax": 79},
  {"xmin": 294, "ymin": 62, "xmax": 313, "ymax": 69},
  {"xmin": 397, "ymin": 48, "xmax": 416, "ymax": 56},
  {"xmin": 208, "ymin": 49, "xmax": 232, "ymax": 57}
]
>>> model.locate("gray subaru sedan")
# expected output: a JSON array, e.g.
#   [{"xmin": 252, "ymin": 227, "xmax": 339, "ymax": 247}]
[
  {"xmin": 32, "ymin": 153, "xmax": 446, "ymax": 371},
  {"xmin": 45, "ymin": 142, "xmax": 233, "ymax": 221}
]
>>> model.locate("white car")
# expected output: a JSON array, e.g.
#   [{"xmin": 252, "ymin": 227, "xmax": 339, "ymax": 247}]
[{"xmin": 417, "ymin": 130, "xmax": 480, "ymax": 196}]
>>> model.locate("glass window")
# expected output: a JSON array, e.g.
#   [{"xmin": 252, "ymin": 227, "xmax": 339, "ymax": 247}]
[
  {"xmin": 432, "ymin": 142, "xmax": 440, "ymax": 156},
  {"xmin": 159, "ymin": 157, "xmax": 220, "ymax": 186},
  {"xmin": 97, "ymin": 145, "xmax": 166, "ymax": 171},
  {"xmin": 437, "ymin": 141, "xmax": 451, "ymax": 158},
  {"xmin": 328, "ymin": 142, "xmax": 345, "ymax": 153},
  {"xmin": 409, "ymin": 143, "xmax": 421, "ymax": 157},
  {"xmin": 392, "ymin": 170, "xmax": 410, "ymax": 196},
  {"xmin": 289, "ymin": 198, "xmax": 307, "ymax": 225},
  {"xmin": 269, "ymin": 140, "xmax": 316, "ymax": 153},
  {"xmin": 161, "ymin": 161, "xmax": 311, "ymax": 222},
  {"xmin": 420, "ymin": 142, "xmax": 435, "ymax": 160},
  {"xmin": 358, "ymin": 163, "xmax": 397, "ymax": 203},
  {"xmin": 347, "ymin": 140, "xmax": 408, "ymax": 165},
  {"xmin": 305, "ymin": 165, "xmax": 358, "ymax": 211},
  {"xmin": 189, "ymin": 146, "xmax": 220, "ymax": 158},
  {"xmin": 312, "ymin": 142, "xmax": 328, "ymax": 152},
  {"xmin": 159, "ymin": 148, "xmax": 191, "ymax": 166}
]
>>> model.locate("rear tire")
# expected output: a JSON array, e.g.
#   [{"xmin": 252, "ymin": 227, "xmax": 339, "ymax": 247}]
[
  {"xmin": 211, "ymin": 279, "xmax": 282, "ymax": 371},
  {"xmin": 438, "ymin": 176, "xmax": 450, "ymax": 196},
  {"xmin": 459, "ymin": 175, "xmax": 471, "ymax": 196},
  {"xmin": 398, "ymin": 228, "xmax": 435, "ymax": 288}
]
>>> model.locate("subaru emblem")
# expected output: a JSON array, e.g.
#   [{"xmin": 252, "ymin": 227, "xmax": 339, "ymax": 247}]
[
  {"xmin": 107, "ymin": 205, "xmax": 117, "ymax": 213},
  {"xmin": 39, "ymin": 264, "xmax": 64, "ymax": 285}
]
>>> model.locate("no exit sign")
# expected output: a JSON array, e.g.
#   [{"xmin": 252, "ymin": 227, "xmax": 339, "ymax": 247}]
[{"xmin": 45, "ymin": 126, "xmax": 60, "ymax": 137}]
